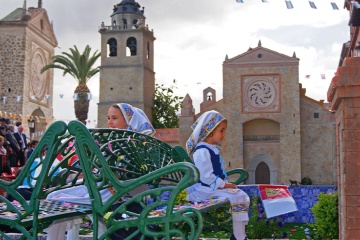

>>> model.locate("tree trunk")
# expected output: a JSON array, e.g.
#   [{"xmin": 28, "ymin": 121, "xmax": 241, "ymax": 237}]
[{"xmin": 74, "ymin": 92, "xmax": 90, "ymax": 124}]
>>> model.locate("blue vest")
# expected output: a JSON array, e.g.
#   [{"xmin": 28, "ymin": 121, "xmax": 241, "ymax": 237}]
[{"xmin": 195, "ymin": 145, "xmax": 226, "ymax": 187}]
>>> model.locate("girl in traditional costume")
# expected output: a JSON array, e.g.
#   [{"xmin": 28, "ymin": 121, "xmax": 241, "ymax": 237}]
[
  {"xmin": 186, "ymin": 110, "xmax": 249, "ymax": 240},
  {"xmin": 46, "ymin": 103, "xmax": 155, "ymax": 240}
]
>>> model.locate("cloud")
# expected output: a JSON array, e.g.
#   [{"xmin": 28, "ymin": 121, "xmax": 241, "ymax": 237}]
[{"xmin": 0, "ymin": 0, "xmax": 349, "ymax": 123}]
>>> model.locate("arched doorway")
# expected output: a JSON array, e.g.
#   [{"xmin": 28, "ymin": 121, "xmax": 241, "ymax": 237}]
[
  {"xmin": 248, "ymin": 154, "xmax": 277, "ymax": 184},
  {"xmin": 255, "ymin": 161, "xmax": 270, "ymax": 184},
  {"xmin": 29, "ymin": 109, "xmax": 47, "ymax": 141}
]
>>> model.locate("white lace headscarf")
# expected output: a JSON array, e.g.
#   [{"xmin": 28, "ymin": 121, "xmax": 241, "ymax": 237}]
[
  {"xmin": 117, "ymin": 103, "xmax": 155, "ymax": 136},
  {"xmin": 186, "ymin": 110, "xmax": 226, "ymax": 155}
]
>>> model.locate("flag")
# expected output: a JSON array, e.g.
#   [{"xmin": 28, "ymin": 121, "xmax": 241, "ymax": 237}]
[
  {"xmin": 330, "ymin": 2, "xmax": 339, "ymax": 10},
  {"xmin": 309, "ymin": 1, "xmax": 317, "ymax": 9},
  {"xmin": 258, "ymin": 185, "xmax": 298, "ymax": 218},
  {"xmin": 45, "ymin": 94, "xmax": 51, "ymax": 100},
  {"xmin": 321, "ymin": 74, "xmax": 326, "ymax": 79},
  {"xmin": 236, "ymin": 0, "xmax": 244, "ymax": 3},
  {"xmin": 285, "ymin": 1, "xmax": 294, "ymax": 9},
  {"xmin": 1, "ymin": 96, "xmax": 6, "ymax": 104},
  {"xmin": 262, "ymin": 0, "xmax": 269, "ymax": 2},
  {"xmin": 73, "ymin": 93, "xmax": 79, "ymax": 100},
  {"xmin": 59, "ymin": 94, "xmax": 64, "ymax": 98},
  {"xmin": 16, "ymin": 96, "xmax": 21, "ymax": 102},
  {"xmin": 353, "ymin": 1, "xmax": 360, "ymax": 9},
  {"xmin": 305, "ymin": 75, "xmax": 310, "ymax": 79}
]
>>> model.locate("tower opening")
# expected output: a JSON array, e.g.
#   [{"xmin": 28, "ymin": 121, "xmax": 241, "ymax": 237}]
[
  {"xmin": 107, "ymin": 38, "xmax": 117, "ymax": 57},
  {"xmin": 126, "ymin": 37, "xmax": 137, "ymax": 56}
]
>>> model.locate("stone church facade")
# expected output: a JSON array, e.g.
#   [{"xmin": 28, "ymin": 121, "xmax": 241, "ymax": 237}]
[
  {"xmin": 0, "ymin": 2, "xmax": 57, "ymax": 139},
  {"xmin": 179, "ymin": 43, "xmax": 336, "ymax": 185}
]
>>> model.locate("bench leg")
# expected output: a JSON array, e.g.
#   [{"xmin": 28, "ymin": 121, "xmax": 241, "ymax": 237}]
[{"xmin": 88, "ymin": 214, "xmax": 107, "ymax": 237}]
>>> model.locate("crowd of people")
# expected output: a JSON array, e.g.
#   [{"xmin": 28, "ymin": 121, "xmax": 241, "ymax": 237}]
[{"xmin": 0, "ymin": 117, "xmax": 38, "ymax": 176}]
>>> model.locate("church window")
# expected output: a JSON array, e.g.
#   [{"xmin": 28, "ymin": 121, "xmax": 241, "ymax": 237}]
[
  {"xmin": 314, "ymin": 112, "xmax": 319, "ymax": 118},
  {"xmin": 40, "ymin": 19, "xmax": 44, "ymax": 30},
  {"xmin": 147, "ymin": 42, "xmax": 150, "ymax": 59},
  {"xmin": 126, "ymin": 37, "xmax": 137, "ymax": 56},
  {"xmin": 107, "ymin": 38, "xmax": 117, "ymax": 57}
]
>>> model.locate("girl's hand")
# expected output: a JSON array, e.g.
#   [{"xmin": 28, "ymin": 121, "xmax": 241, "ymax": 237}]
[{"xmin": 224, "ymin": 183, "xmax": 237, "ymax": 189}]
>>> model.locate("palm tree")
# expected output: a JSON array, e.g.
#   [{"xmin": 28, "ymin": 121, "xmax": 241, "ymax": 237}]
[{"xmin": 41, "ymin": 45, "xmax": 100, "ymax": 124}]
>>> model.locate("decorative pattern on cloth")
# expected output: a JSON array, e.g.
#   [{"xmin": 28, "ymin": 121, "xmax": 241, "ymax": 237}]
[
  {"xmin": 186, "ymin": 110, "xmax": 226, "ymax": 155},
  {"xmin": 231, "ymin": 202, "xmax": 249, "ymax": 214},
  {"xmin": 117, "ymin": 103, "xmax": 155, "ymax": 136}
]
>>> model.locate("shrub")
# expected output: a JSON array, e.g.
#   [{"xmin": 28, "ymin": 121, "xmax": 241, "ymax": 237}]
[
  {"xmin": 246, "ymin": 196, "xmax": 286, "ymax": 239},
  {"xmin": 301, "ymin": 177, "xmax": 312, "ymax": 185},
  {"xmin": 311, "ymin": 191, "xmax": 338, "ymax": 239}
]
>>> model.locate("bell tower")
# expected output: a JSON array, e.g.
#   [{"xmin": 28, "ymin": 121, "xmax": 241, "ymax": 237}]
[{"xmin": 97, "ymin": 0, "xmax": 155, "ymax": 127}]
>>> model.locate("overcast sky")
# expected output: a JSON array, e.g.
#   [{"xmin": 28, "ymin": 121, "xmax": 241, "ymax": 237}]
[{"xmin": 1, "ymin": 0, "xmax": 349, "ymax": 127}]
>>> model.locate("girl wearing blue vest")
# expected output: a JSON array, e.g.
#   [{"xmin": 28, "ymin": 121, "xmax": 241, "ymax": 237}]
[{"xmin": 186, "ymin": 110, "xmax": 249, "ymax": 240}]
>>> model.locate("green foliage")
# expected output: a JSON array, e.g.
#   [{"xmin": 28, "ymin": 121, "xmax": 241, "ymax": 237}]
[
  {"xmin": 311, "ymin": 191, "xmax": 338, "ymax": 239},
  {"xmin": 246, "ymin": 196, "xmax": 285, "ymax": 239},
  {"xmin": 152, "ymin": 83, "xmax": 183, "ymax": 128},
  {"xmin": 41, "ymin": 45, "xmax": 100, "ymax": 85},
  {"xmin": 174, "ymin": 189, "xmax": 189, "ymax": 205},
  {"xmin": 301, "ymin": 177, "xmax": 312, "ymax": 185}
]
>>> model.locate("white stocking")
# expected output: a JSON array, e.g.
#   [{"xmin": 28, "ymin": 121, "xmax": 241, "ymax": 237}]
[
  {"xmin": 66, "ymin": 223, "xmax": 80, "ymax": 240},
  {"xmin": 233, "ymin": 220, "xmax": 246, "ymax": 240},
  {"xmin": 46, "ymin": 220, "xmax": 66, "ymax": 240}
]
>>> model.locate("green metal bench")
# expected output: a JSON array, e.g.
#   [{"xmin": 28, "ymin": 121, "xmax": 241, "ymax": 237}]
[{"xmin": 0, "ymin": 120, "xmax": 248, "ymax": 239}]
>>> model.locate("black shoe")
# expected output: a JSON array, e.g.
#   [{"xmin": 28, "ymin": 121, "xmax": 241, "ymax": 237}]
[{"xmin": 230, "ymin": 234, "xmax": 237, "ymax": 240}]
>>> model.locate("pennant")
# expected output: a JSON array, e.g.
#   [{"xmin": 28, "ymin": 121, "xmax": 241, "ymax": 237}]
[
  {"xmin": 73, "ymin": 93, "xmax": 79, "ymax": 100},
  {"xmin": 305, "ymin": 75, "xmax": 310, "ymax": 79},
  {"xmin": 285, "ymin": 0, "xmax": 294, "ymax": 9},
  {"xmin": 309, "ymin": 1, "xmax": 317, "ymax": 9},
  {"xmin": 16, "ymin": 96, "xmax": 21, "ymax": 102},
  {"xmin": 1, "ymin": 96, "xmax": 6, "ymax": 104},
  {"xmin": 236, "ymin": 0, "xmax": 244, "ymax": 3},
  {"xmin": 353, "ymin": 1, "xmax": 360, "ymax": 9},
  {"xmin": 330, "ymin": 2, "xmax": 339, "ymax": 10},
  {"xmin": 86, "ymin": 93, "xmax": 92, "ymax": 100},
  {"xmin": 262, "ymin": 0, "xmax": 269, "ymax": 2},
  {"xmin": 45, "ymin": 94, "xmax": 51, "ymax": 100},
  {"xmin": 258, "ymin": 184, "xmax": 298, "ymax": 218},
  {"xmin": 59, "ymin": 94, "xmax": 64, "ymax": 98},
  {"xmin": 30, "ymin": 95, "xmax": 36, "ymax": 100},
  {"xmin": 321, "ymin": 74, "xmax": 326, "ymax": 79}
]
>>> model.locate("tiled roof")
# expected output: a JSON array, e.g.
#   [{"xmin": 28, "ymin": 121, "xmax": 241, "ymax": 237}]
[
  {"xmin": 0, "ymin": 8, "xmax": 25, "ymax": 22},
  {"xmin": 154, "ymin": 128, "xmax": 179, "ymax": 142}
]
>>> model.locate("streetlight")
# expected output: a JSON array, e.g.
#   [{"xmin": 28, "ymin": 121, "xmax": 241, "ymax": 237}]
[{"xmin": 28, "ymin": 119, "xmax": 35, "ymax": 140}]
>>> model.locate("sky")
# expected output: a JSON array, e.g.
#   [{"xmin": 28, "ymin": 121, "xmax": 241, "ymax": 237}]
[{"xmin": 0, "ymin": 0, "xmax": 350, "ymax": 127}]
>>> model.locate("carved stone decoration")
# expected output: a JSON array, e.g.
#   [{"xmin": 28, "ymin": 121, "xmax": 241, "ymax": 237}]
[
  {"xmin": 242, "ymin": 75, "xmax": 280, "ymax": 113},
  {"xmin": 30, "ymin": 49, "xmax": 47, "ymax": 103}
]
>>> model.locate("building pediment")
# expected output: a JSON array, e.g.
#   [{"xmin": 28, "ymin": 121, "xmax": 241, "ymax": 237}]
[
  {"xmin": 223, "ymin": 46, "xmax": 299, "ymax": 67},
  {"xmin": 28, "ymin": 8, "xmax": 58, "ymax": 47}
]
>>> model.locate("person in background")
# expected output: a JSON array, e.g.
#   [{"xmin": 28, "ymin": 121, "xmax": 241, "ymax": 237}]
[
  {"xmin": 186, "ymin": 110, "xmax": 250, "ymax": 240},
  {"xmin": 26, "ymin": 140, "xmax": 39, "ymax": 161},
  {"xmin": 5, "ymin": 125, "xmax": 20, "ymax": 167},
  {"xmin": 14, "ymin": 125, "xmax": 27, "ymax": 167},
  {"xmin": 46, "ymin": 103, "xmax": 155, "ymax": 240},
  {"xmin": 0, "ymin": 136, "xmax": 10, "ymax": 175}
]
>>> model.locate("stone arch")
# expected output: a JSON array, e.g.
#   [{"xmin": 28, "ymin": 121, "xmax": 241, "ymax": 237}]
[
  {"xmin": 107, "ymin": 38, "xmax": 117, "ymax": 57},
  {"xmin": 248, "ymin": 154, "xmax": 278, "ymax": 184},
  {"xmin": 29, "ymin": 108, "xmax": 47, "ymax": 141},
  {"xmin": 126, "ymin": 37, "xmax": 137, "ymax": 56}
]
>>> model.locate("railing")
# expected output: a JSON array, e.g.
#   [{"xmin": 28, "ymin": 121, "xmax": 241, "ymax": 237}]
[
  {"xmin": 99, "ymin": 24, "xmax": 151, "ymax": 32},
  {"xmin": 243, "ymin": 135, "xmax": 280, "ymax": 141}
]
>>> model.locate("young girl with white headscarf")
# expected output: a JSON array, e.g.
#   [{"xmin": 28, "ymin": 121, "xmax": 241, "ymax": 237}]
[
  {"xmin": 46, "ymin": 103, "xmax": 155, "ymax": 240},
  {"xmin": 186, "ymin": 110, "xmax": 249, "ymax": 240}
]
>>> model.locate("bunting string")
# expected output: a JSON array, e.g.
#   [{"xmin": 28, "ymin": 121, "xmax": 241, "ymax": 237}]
[{"xmin": 235, "ymin": 0, "xmax": 340, "ymax": 10}]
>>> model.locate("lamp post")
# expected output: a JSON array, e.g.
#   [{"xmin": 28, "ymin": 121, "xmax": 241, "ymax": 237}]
[{"xmin": 28, "ymin": 119, "xmax": 35, "ymax": 140}]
